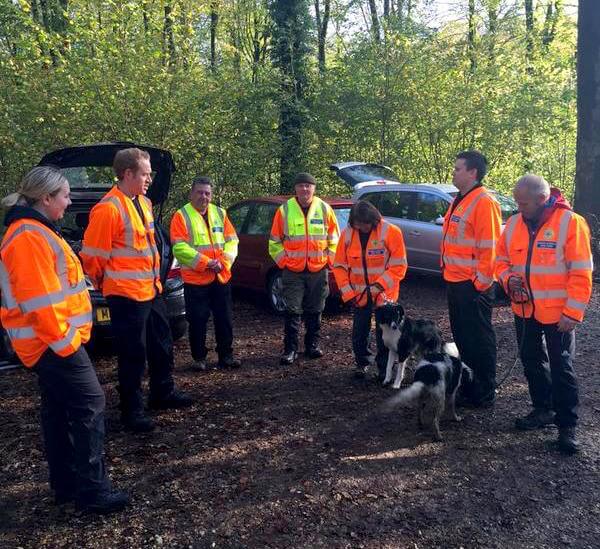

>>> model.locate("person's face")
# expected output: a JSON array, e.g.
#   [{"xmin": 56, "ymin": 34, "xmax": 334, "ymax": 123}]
[
  {"xmin": 514, "ymin": 186, "xmax": 546, "ymax": 220},
  {"xmin": 353, "ymin": 221, "xmax": 373, "ymax": 234},
  {"xmin": 452, "ymin": 158, "xmax": 478, "ymax": 192},
  {"xmin": 43, "ymin": 181, "xmax": 72, "ymax": 221},
  {"xmin": 190, "ymin": 183, "xmax": 212, "ymax": 212},
  {"xmin": 125, "ymin": 158, "xmax": 152, "ymax": 196},
  {"xmin": 295, "ymin": 182, "xmax": 316, "ymax": 206}
]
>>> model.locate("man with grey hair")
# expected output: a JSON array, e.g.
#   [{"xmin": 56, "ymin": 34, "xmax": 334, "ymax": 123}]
[{"xmin": 496, "ymin": 174, "xmax": 593, "ymax": 454}]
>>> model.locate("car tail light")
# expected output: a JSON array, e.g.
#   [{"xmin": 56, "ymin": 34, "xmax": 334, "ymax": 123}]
[{"xmin": 167, "ymin": 265, "xmax": 181, "ymax": 280}]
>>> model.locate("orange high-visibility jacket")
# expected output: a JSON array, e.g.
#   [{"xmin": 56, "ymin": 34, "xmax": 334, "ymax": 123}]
[
  {"xmin": 441, "ymin": 185, "xmax": 502, "ymax": 291},
  {"xmin": 495, "ymin": 208, "xmax": 593, "ymax": 323},
  {"xmin": 333, "ymin": 221, "xmax": 407, "ymax": 307},
  {"xmin": 170, "ymin": 202, "xmax": 239, "ymax": 285},
  {"xmin": 81, "ymin": 186, "xmax": 162, "ymax": 301},
  {"xmin": 269, "ymin": 197, "xmax": 340, "ymax": 273},
  {"xmin": 0, "ymin": 217, "xmax": 92, "ymax": 367}
]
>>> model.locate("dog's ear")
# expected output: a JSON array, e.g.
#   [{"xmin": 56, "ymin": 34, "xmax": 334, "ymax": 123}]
[{"xmin": 395, "ymin": 304, "xmax": 405, "ymax": 323}]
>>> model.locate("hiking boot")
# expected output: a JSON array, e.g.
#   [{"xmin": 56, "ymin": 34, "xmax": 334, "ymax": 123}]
[
  {"xmin": 77, "ymin": 489, "xmax": 130, "ymax": 515},
  {"xmin": 149, "ymin": 389, "xmax": 193, "ymax": 410},
  {"xmin": 54, "ymin": 491, "xmax": 75, "ymax": 505},
  {"xmin": 305, "ymin": 346, "xmax": 324, "ymax": 359},
  {"xmin": 515, "ymin": 408, "xmax": 555, "ymax": 431},
  {"xmin": 122, "ymin": 411, "xmax": 155, "ymax": 433},
  {"xmin": 280, "ymin": 351, "xmax": 298, "ymax": 365},
  {"xmin": 218, "ymin": 356, "xmax": 242, "ymax": 369},
  {"xmin": 558, "ymin": 427, "xmax": 579, "ymax": 455}
]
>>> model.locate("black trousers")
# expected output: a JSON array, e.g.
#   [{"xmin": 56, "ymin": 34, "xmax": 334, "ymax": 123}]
[
  {"xmin": 106, "ymin": 294, "xmax": 175, "ymax": 415},
  {"xmin": 447, "ymin": 280, "xmax": 497, "ymax": 403},
  {"xmin": 184, "ymin": 281, "xmax": 234, "ymax": 362},
  {"xmin": 515, "ymin": 315, "xmax": 578, "ymax": 427},
  {"xmin": 35, "ymin": 347, "xmax": 110, "ymax": 502},
  {"xmin": 352, "ymin": 301, "xmax": 388, "ymax": 376}
]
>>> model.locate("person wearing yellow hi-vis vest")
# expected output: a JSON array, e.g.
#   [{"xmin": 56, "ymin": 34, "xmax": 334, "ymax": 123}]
[
  {"xmin": 269, "ymin": 172, "xmax": 340, "ymax": 365},
  {"xmin": 170, "ymin": 176, "xmax": 240, "ymax": 371}
]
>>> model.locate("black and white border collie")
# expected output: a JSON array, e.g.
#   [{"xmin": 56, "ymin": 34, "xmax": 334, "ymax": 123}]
[
  {"xmin": 374, "ymin": 303, "xmax": 444, "ymax": 389},
  {"xmin": 382, "ymin": 345, "xmax": 473, "ymax": 441}
]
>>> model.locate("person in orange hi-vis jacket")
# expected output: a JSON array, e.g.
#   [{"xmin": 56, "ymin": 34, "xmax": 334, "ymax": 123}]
[
  {"xmin": 170, "ymin": 176, "xmax": 240, "ymax": 371},
  {"xmin": 0, "ymin": 166, "xmax": 129, "ymax": 514},
  {"xmin": 496, "ymin": 174, "xmax": 593, "ymax": 454},
  {"xmin": 81, "ymin": 148, "xmax": 192, "ymax": 434},
  {"xmin": 441, "ymin": 150, "xmax": 501, "ymax": 409},
  {"xmin": 333, "ymin": 200, "xmax": 407, "ymax": 380}
]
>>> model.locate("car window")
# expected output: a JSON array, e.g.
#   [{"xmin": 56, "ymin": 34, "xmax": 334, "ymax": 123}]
[
  {"xmin": 449, "ymin": 190, "xmax": 517, "ymax": 223},
  {"xmin": 60, "ymin": 166, "xmax": 119, "ymax": 187},
  {"xmin": 246, "ymin": 203, "xmax": 278, "ymax": 236},
  {"xmin": 333, "ymin": 207, "xmax": 350, "ymax": 230},
  {"xmin": 361, "ymin": 191, "xmax": 412, "ymax": 219},
  {"xmin": 228, "ymin": 203, "xmax": 251, "ymax": 235},
  {"xmin": 414, "ymin": 192, "xmax": 449, "ymax": 223}
]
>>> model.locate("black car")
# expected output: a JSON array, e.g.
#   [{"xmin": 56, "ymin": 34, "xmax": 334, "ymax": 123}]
[{"xmin": 0, "ymin": 142, "xmax": 186, "ymax": 361}]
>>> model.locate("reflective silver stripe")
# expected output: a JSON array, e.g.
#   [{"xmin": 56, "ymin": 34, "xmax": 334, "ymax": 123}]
[
  {"xmin": 443, "ymin": 257, "xmax": 477, "ymax": 267},
  {"xmin": 456, "ymin": 191, "xmax": 486, "ymax": 242},
  {"xmin": 380, "ymin": 273, "xmax": 394, "ymax": 288},
  {"xmin": 344, "ymin": 227, "xmax": 352, "ymax": 247},
  {"xmin": 287, "ymin": 235, "xmax": 307, "ymax": 242},
  {"xmin": 7, "ymin": 326, "xmax": 35, "ymax": 339},
  {"xmin": 566, "ymin": 298, "xmax": 587, "ymax": 311},
  {"xmin": 475, "ymin": 272, "xmax": 493, "ymax": 285},
  {"xmin": 388, "ymin": 257, "xmax": 407, "ymax": 266},
  {"xmin": 180, "ymin": 207, "xmax": 195, "ymax": 244},
  {"xmin": 50, "ymin": 324, "xmax": 78, "ymax": 353},
  {"xmin": 309, "ymin": 235, "xmax": 328, "ymax": 242},
  {"xmin": 532, "ymin": 289, "xmax": 568, "ymax": 299},
  {"xmin": 80, "ymin": 245, "xmax": 111, "ymax": 259},
  {"xmin": 270, "ymin": 235, "xmax": 284, "ymax": 244},
  {"xmin": 367, "ymin": 267, "xmax": 386, "ymax": 275},
  {"xmin": 503, "ymin": 214, "xmax": 520, "ymax": 249},
  {"xmin": 224, "ymin": 235, "xmax": 238, "ymax": 243},
  {"xmin": 273, "ymin": 251, "xmax": 286, "ymax": 263},
  {"xmin": 499, "ymin": 270, "xmax": 511, "ymax": 282},
  {"xmin": 104, "ymin": 269, "xmax": 156, "ymax": 280},
  {"xmin": 333, "ymin": 262, "xmax": 348, "ymax": 270},
  {"xmin": 0, "ymin": 260, "xmax": 17, "ymax": 309},
  {"xmin": 21, "ymin": 289, "xmax": 68, "ymax": 314},
  {"xmin": 196, "ymin": 243, "xmax": 224, "ymax": 251},
  {"xmin": 353, "ymin": 283, "xmax": 367, "ymax": 291},
  {"xmin": 111, "ymin": 247, "xmax": 155, "ymax": 258},
  {"xmin": 282, "ymin": 202, "xmax": 289, "ymax": 236},
  {"xmin": 511, "ymin": 264, "xmax": 567, "ymax": 275},
  {"xmin": 223, "ymin": 252, "xmax": 236, "ymax": 262},
  {"xmin": 339, "ymin": 284, "xmax": 353, "ymax": 294},
  {"xmin": 190, "ymin": 253, "xmax": 202, "ymax": 269},
  {"xmin": 568, "ymin": 260, "xmax": 593, "ymax": 270},
  {"xmin": 496, "ymin": 255, "xmax": 509, "ymax": 263},
  {"xmin": 70, "ymin": 310, "xmax": 93, "ymax": 326},
  {"xmin": 380, "ymin": 221, "xmax": 389, "ymax": 241},
  {"xmin": 555, "ymin": 209, "xmax": 572, "ymax": 267},
  {"xmin": 103, "ymin": 196, "xmax": 134, "ymax": 249},
  {"xmin": 477, "ymin": 239, "xmax": 495, "ymax": 249}
]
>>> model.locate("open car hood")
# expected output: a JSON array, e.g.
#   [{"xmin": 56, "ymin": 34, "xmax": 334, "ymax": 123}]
[
  {"xmin": 329, "ymin": 161, "xmax": 400, "ymax": 189},
  {"xmin": 38, "ymin": 141, "xmax": 176, "ymax": 205}
]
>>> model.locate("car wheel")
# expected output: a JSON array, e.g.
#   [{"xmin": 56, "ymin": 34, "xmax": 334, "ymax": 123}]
[
  {"xmin": 267, "ymin": 270, "xmax": 286, "ymax": 314},
  {"xmin": 170, "ymin": 317, "xmax": 188, "ymax": 341}
]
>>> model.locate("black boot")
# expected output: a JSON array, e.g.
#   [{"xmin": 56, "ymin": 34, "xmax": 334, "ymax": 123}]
[
  {"xmin": 558, "ymin": 427, "xmax": 579, "ymax": 455},
  {"xmin": 77, "ymin": 489, "xmax": 130, "ymax": 515},
  {"xmin": 122, "ymin": 410, "xmax": 155, "ymax": 433},
  {"xmin": 280, "ymin": 350, "xmax": 298, "ymax": 365},
  {"xmin": 282, "ymin": 312, "xmax": 301, "ymax": 365},
  {"xmin": 304, "ymin": 313, "xmax": 324, "ymax": 359},
  {"xmin": 149, "ymin": 389, "xmax": 194, "ymax": 410}
]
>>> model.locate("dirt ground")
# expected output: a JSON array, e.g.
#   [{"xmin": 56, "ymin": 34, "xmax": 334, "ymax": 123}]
[{"xmin": 1, "ymin": 274, "xmax": 600, "ymax": 549}]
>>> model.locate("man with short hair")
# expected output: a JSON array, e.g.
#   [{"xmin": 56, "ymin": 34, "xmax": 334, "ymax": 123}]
[
  {"xmin": 441, "ymin": 150, "xmax": 502, "ymax": 408},
  {"xmin": 170, "ymin": 176, "xmax": 240, "ymax": 371},
  {"xmin": 81, "ymin": 147, "xmax": 192, "ymax": 433},
  {"xmin": 496, "ymin": 174, "xmax": 592, "ymax": 454},
  {"xmin": 269, "ymin": 172, "xmax": 340, "ymax": 365}
]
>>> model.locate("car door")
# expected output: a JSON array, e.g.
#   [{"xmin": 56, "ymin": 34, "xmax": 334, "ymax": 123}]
[
  {"xmin": 228, "ymin": 202, "xmax": 254, "ymax": 288},
  {"xmin": 409, "ymin": 191, "xmax": 452, "ymax": 273}
]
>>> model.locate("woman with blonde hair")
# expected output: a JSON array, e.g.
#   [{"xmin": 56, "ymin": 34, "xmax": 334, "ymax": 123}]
[{"xmin": 0, "ymin": 166, "xmax": 128, "ymax": 514}]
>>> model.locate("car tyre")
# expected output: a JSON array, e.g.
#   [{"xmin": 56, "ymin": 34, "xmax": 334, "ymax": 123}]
[{"xmin": 267, "ymin": 270, "xmax": 286, "ymax": 315}]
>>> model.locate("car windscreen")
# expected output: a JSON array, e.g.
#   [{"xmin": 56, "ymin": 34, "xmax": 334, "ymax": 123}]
[
  {"xmin": 59, "ymin": 166, "xmax": 117, "ymax": 188},
  {"xmin": 336, "ymin": 164, "xmax": 400, "ymax": 186},
  {"xmin": 448, "ymin": 191, "xmax": 517, "ymax": 223},
  {"xmin": 333, "ymin": 207, "xmax": 350, "ymax": 230}
]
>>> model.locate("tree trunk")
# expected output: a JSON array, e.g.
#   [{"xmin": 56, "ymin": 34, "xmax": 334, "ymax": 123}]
[
  {"xmin": 315, "ymin": 0, "xmax": 330, "ymax": 73},
  {"xmin": 368, "ymin": 0, "xmax": 381, "ymax": 44},
  {"xmin": 163, "ymin": 4, "xmax": 176, "ymax": 67},
  {"xmin": 525, "ymin": 0, "xmax": 535, "ymax": 66},
  {"xmin": 210, "ymin": 1, "xmax": 219, "ymax": 71},
  {"xmin": 468, "ymin": 0, "xmax": 477, "ymax": 71},
  {"xmin": 542, "ymin": 0, "xmax": 562, "ymax": 47},
  {"xmin": 574, "ymin": 0, "xmax": 600, "ymax": 225}
]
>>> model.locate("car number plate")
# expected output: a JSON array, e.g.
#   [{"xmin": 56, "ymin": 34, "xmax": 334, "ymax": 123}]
[{"xmin": 96, "ymin": 307, "xmax": 111, "ymax": 323}]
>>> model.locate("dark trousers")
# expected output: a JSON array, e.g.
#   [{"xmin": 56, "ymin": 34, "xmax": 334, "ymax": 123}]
[
  {"xmin": 447, "ymin": 280, "xmax": 497, "ymax": 403},
  {"xmin": 515, "ymin": 315, "xmax": 578, "ymax": 427},
  {"xmin": 184, "ymin": 281, "xmax": 234, "ymax": 361},
  {"xmin": 352, "ymin": 301, "xmax": 388, "ymax": 376},
  {"xmin": 106, "ymin": 294, "xmax": 175, "ymax": 415},
  {"xmin": 35, "ymin": 347, "xmax": 110, "ymax": 502},
  {"xmin": 282, "ymin": 268, "xmax": 329, "ymax": 352}
]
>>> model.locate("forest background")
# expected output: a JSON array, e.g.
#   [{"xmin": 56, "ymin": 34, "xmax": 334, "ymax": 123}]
[{"xmin": 0, "ymin": 0, "xmax": 577, "ymax": 212}]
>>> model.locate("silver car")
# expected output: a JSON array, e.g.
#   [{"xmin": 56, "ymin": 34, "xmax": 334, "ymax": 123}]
[{"xmin": 332, "ymin": 163, "xmax": 516, "ymax": 275}]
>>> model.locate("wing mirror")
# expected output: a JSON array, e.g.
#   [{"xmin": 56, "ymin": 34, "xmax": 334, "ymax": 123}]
[{"xmin": 434, "ymin": 216, "xmax": 445, "ymax": 225}]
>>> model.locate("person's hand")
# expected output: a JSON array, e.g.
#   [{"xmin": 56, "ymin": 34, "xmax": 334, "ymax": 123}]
[
  {"xmin": 557, "ymin": 314, "xmax": 577, "ymax": 333},
  {"xmin": 207, "ymin": 259, "xmax": 223, "ymax": 272},
  {"xmin": 371, "ymin": 282, "xmax": 385, "ymax": 294},
  {"xmin": 507, "ymin": 275, "xmax": 524, "ymax": 293}
]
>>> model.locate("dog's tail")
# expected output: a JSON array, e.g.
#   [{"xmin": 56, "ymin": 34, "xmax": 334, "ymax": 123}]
[{"xmin": 381, "ymin": 381, "xmax": 425, "ymax": 412}]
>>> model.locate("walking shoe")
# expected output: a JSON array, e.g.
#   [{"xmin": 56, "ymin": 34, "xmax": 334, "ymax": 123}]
[
  {"xmin": 353, "ymin": 365, "xmax": 369, "ymax": 379},
  {"xmin": 149, "ymin": 389, "xmax": 193, "ymax": 410},
  {"xmin": 280, "ymin": 351, "xmax": 298, "ymax": 365},
  {"xmin": 305, "ymin": 346, "xmax": 324, "ymax": 359},
  {"xmin": 515, "ymin": 408, "xmax": 555, "ymax": 431},
  {"xmin": 191, "ymin": 359, "xmax": 207, "ymax": 371},
  {"xmin": 218, "ymin": 356, "xmax": 242, "ymax": 369},
  {"xmin": 77, "ymin": 489, "xmax": 130, "ymax": 515},
  {"xmin": 122, "ymin": 412, "xmax": 155, "ymax": 433},
  {"xmin": 558, "ymin": 427, "xmax": 579, "ymax": 455},
  {"xmin": 457, "ymin": 396, "xmax": 496, "ymax": 409},
  {"xmin": 54, "ymin": 491, "xmax": 75, "ymax": 505}
]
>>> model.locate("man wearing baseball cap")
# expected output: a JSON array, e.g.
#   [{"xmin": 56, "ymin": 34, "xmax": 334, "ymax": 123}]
[{"xmin": 269, "ymin": 173, "xmax": 340, "ymax": 365}]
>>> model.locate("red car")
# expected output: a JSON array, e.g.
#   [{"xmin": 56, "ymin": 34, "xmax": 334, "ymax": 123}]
[{"xmin": 227, "ymin": 196, "xmax": 352, "ymax": 313}]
